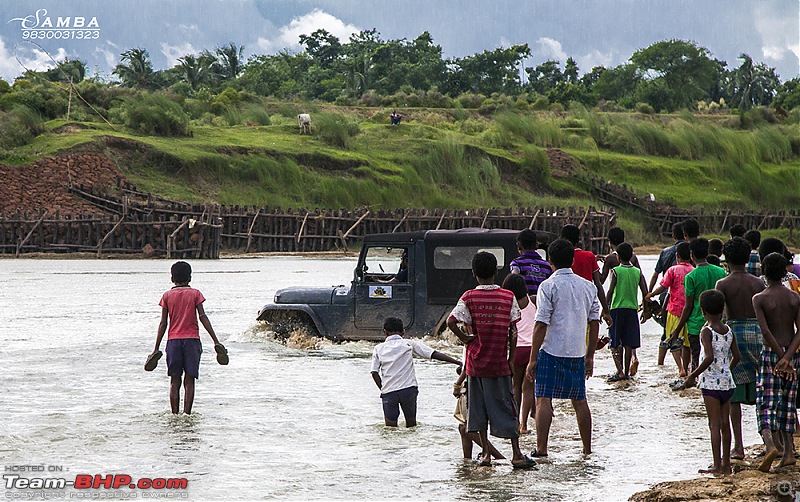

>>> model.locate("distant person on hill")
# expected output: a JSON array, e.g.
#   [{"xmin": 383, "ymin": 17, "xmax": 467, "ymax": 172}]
[
  {"xmin": 649, "ymin": 223, "xmax": 685, "ymax": 365},
  {"xmin": 681, "ymin": 290, "xmax": 740, "ymax": 475},
  {"xmin": 447, "ymin": 252, "xmax": 536, "ymax": 468},
  {"xmin": 753, "ymin": 253, "xmax": 800, "ymax": 472},
  {"xmin": 510, "ymin": 229, "xmax": 552, "ymax": 301},
  {"xmin": 605, "ymin": 243, "xmax": 648, "ymax": 382},
  {"xmin": 714, "ymin": 237, "xmax": 765, "ymax": 461},
  {"xmin": 389, "ymin": 110, "xmax": 402, "ymax": 125},
  {"xmin": 744, "ymin": 230, "xmax": 762, "ymax": 276},
  {"xmin": 147, "ymin": 261, "xmax": 227, "ymax": 415},
  {"xmin": 646, "ymin": 241, "xmax": 694, "ymax": 378},
  {"xmin": 527, "ymin": 239, "xmax": 601, "ymax": 457},
  {"xmin": 371, "ymin": 317, "xmax": 462, "ymax": 428},
  {"xmin": 668, "ymin": 238, "xmax": 727, "ymax": 373}
]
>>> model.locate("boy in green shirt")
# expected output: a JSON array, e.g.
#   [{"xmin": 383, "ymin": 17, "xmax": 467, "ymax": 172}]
[
  {"xmin": 669, "ymin": 238, "xmax": 727, "ymax": 373},
  {"xmin": 606, "ymin": 243, "xmax": 648, "ymax": 381}
]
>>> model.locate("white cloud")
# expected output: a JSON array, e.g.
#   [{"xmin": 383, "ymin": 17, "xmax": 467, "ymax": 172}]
[
  {"xmin": 257, "ymin": 9, "xmax": 360, "ymax": 53},
  {"xmin": 754, "ymin": 3, "xmax": 799, "ymax": 64},
  {"xmin": 94, "ymin": 46, "xmax": 117, "ymax": 70},
  {"xmin": 160, "ymin": 42, "xmax": 197, "ymax": 67},
  {"xmin": 577, "ymin": 49, "xmax": 614, "ymax": 72},
  {"xmin": 536, "ymin": 37, "xmax": 567, "ymax": 62},
  {"xmin": 0, "ymin": 37, "xmax": 68, "ymax": 81}
]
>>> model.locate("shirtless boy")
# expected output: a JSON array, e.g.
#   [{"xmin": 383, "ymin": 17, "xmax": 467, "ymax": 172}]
[
  {"xmin": 752, "ymin": 252, "xmax": 800, "ymax": 472},
  {"xmin": 715, "ymin": 237, "xmax": 765, "ymax": 460}
]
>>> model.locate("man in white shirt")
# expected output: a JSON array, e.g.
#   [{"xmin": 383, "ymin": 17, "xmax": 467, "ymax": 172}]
[
  {"xmin": 527, "ymin": 238, "xmax": 601, "ymax": 457},
  {"xmin": 371, "ymin": 317, "xmax": 462, "ymax": 427}
]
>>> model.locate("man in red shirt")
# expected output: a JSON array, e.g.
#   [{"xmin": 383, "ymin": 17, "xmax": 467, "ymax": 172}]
[
  {"xmin": 447, "ymin": 251, "xmax": 536, "ymax": 469},
  {"xmin": 561, "ymin": 224, "xmax": 612, "ymax": 326}
]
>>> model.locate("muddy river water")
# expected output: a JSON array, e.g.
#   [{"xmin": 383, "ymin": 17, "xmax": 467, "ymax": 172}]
[{"xmin": 1, "ymin": 255, "xmax": 759, "ymax": 500}]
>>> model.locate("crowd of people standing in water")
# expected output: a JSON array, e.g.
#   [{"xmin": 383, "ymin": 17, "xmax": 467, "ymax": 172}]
[{"xmin": 369, "ymin": 220, "xmax": 800, "ymax": 476}]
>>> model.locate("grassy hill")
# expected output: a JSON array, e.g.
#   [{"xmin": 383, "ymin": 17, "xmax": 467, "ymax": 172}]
[{"xmin": 4, "ymin": 102, "xmax": 800, "ymax": 244}]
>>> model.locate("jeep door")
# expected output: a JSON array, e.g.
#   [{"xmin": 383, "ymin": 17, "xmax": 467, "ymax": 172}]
[{"xmin": 354, "ymin": 246, "xmax": 414, "ymax": 330}]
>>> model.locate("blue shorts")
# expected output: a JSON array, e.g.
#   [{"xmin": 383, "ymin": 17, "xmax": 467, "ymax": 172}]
[
  {"xmin": 609, "ymin": 308, "xmax": 641, "ymax": 349},
  {"xmin": 535, "ymin": 350, "xmax": 586, "ymax": 400},
  {"xmin": 381, "ymin": 386, "xmax": 418, "ymax": 423},
  {"xmin": 166, "ymin": 338, "xmax": 202, "ymax": 379}
]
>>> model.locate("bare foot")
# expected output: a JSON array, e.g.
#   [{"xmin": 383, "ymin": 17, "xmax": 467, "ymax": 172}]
[
  {"xmin": 679, "ymin": 371, "xmax": 687, "ymax": 378},
  {"xmin": 759, "ymin": 448, "xmax": 779, "ymax": 472},
  {"xmin": 778, "ymin": 455, "xmax": 797, "ymax": 468},
  {"xmin": 630, "ymin": 358, "xmax": 639, "ymax": 377},
  {"xmin": 731, "ymin": 450, "xmax": 745, "ymax": 460},
  {"xmin": 699, "ymin": 467, "xmax": 721, "ymax": 474},
  {"xmin": 519, "ymin": 428, "xmax": 531, "ymax": 435}
]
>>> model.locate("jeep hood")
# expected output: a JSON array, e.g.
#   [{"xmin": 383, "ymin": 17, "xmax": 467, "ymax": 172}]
[{"xmin": 274, "ymin": 286, "xmax": 336, "ymax": 304}]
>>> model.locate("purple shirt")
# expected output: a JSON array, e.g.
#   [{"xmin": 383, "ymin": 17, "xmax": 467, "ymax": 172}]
[{"xmin": 510, "ymin": 250, "xmax": 553, "ymax": 296}]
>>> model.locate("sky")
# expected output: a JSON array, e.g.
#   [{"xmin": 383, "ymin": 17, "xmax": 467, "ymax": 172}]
[{"xmin": 0, "ymin": 0, "xmax": 797, "ymax": 83}]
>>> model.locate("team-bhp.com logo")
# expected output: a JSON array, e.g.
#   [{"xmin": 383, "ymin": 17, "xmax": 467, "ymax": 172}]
[
  {"xmin": 4, "ymin": 466, "xmax": 189, "ymax": 499},
  {"xmin": 9, "ymin": 8, "xmax": 100, "ymax": 40}
]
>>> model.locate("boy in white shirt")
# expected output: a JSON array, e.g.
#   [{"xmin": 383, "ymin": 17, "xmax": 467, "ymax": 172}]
[{"xmin": 371, "ymin": 317, "xmax": 462, "ymax": 427}]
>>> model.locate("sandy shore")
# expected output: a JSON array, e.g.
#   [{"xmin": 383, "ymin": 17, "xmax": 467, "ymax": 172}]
[{"xmin": 630, "ymin": 437, "xmax": 800, "ymax": 501}]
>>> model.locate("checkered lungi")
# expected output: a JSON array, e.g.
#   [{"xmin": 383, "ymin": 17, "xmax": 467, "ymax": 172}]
[
  {"xmin": 728, "ymin": 319, "xmax": 762, "ymax": 385},
  {"xmin": 756, "ymin": 347, "xmax": 800, "ymax": 433},
  {"xmin": 535, "ymin": 349, "xmax": 586, "ymax": 400}
]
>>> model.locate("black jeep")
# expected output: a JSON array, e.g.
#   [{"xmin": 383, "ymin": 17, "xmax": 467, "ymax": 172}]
[{"xmin": 257, "ymin": 228, "xmax": 551, "ymax": 341}]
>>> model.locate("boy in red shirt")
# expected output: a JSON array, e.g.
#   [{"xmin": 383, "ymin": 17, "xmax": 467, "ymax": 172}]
[
  {"xmin": 447, "ymin": 251, "xmax": 535, "ymax": 469},
  {"xmin": 148, "ymin": 261, "xmax": 226, "ymax": 414}
]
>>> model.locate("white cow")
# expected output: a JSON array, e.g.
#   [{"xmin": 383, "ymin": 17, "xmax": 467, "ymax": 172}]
[{"xmin": 298, "ymin": 113, "xmax": 311, "ymax": 134}]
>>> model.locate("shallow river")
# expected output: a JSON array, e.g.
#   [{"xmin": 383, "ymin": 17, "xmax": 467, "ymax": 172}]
[{"xmin": 1, "ymin": 255, "xmax": 759, "ymax": 501}]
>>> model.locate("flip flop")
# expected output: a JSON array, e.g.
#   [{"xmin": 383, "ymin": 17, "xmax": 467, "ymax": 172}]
[
  {"xmin": 512, "ymin": 456, "xmax": 537, "ymax": 469},
  {"xmin": 731, "ymin": 453, "xmax": 745, "ymax": 460},
  {"xmin": 530, "ymin": 449, "xmax": 548, "ymax": 458},
  {"xmin": 144, "ymin": 350, "xmax": 162, "ymax": 371},
  {"xmin": 215, "ymin": 344, "xmax": 229, "ymax": 365}
]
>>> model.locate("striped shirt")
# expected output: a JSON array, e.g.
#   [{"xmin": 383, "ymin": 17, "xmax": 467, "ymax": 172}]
[
  {"xmin": 510, "ymin": 251, "xmax": 553, "ymax": 295},
  {"xmin": 449, "ymin": 285, "xmax": 520, "ymax": 378}
]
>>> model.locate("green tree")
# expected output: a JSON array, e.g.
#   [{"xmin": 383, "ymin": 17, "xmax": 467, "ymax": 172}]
[
  {"xmin": 591, "ymin": 63, "xmax": 640, "ymax": 106},
  {"xmin": 564, "ymin": 57, "xmax": 579, "ymax": 83},
  {"xmin": 113, "ymin": 48, "xmax": 156, "ymax": 89},
  {"xmin": 630, "ymin": 39, "xmax": 718, "ymax": 110},
  {"xmin": 44, "ymin": 59, "xmax": 86, "ymax": 83},
  {"xmin": 727, "ymin": 53, "xmax": 780, "ymax": 109},
  {"xmin": 450, "ymin": 44, "xmax": 530, "ymax": 96},
  {"xmin": 525, "ymin": 60, "xmax": 563, "ymax": 95},
  {"xmin": 215, "ymin": 43, "xmax": 245, "ymax": 81},
  {"xmin": 178, "ymin": 53, "xmax": 216, "ymax": 90},
  {"xmin": 774, "ymin": 77, "xmax": 800, "ymax": 110},
  {"xmin": 299, "ymin": 29, "xmax": 342, "ymax": 68}
]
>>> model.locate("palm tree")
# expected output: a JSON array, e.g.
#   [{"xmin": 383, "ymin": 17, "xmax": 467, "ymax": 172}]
[
  {"xmin": 215, "ymin": 43, "xmax": 244, "ymax": 81},
  {"xmin": 113, "ymin": 48, "xmax": 154, "ymax": 89},
  {"xmin": 178, "ymin": 53, "xmax": 215, "ymax": 90},
  {"xmin": 729, "ymin": 53, "xmax": 780, "ymax": 109}
]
